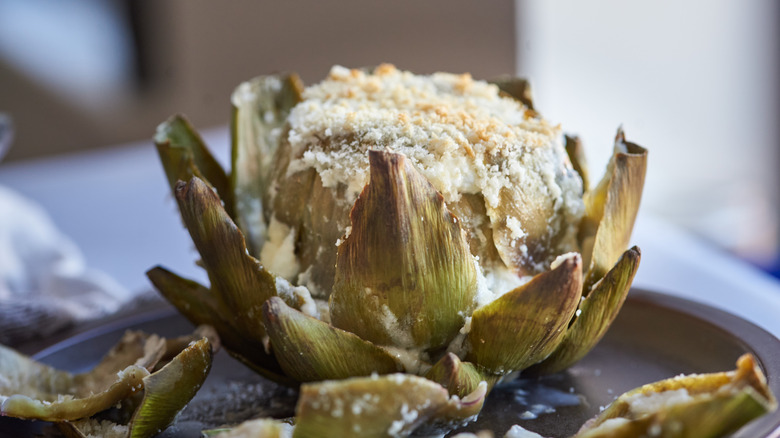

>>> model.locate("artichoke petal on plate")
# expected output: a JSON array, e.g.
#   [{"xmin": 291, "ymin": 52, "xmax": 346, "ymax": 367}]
[
  {"xmin": 529, "ymin": 246, "xmax": 640, "ymax": 375},
  {"xmin": 155, "ymin": 115, "xmax": 234, "ymax": 219},
  {"xmin": 262, "ymin": 296, "xmax": 402, "ymax": 382},
  {"xmin": 574, "ymin": 353, "xmax": 778, "ymax": 438},
  {"xmin": 465, "ymin": 254, "xmax": 583, "ymax": 374},
  {"xmin": 425, "ymin": 353, "xmax": 499, "ymax": 398},
  {"xmin": 0, "ymin": 330, "xmax": 170, "ymax": 421},
  {"xmin": 230, "ymin": 73, "xmax": 304, "ymax": 255},
  {"xmin": 580, "ymin": 129, "xmax": 647, "ymax": 291},
  {"xmin": 57, "ymin": 337, "xmax": 213, "ymax": 438},
  {"xmin": 1, "ymin": 365, "xmax": 148, "ymax": 422},
  {"xmin": 0, "ymin": 327, "xmax": 200, "ymax": 422},
  {"xmin": 330, "ymin": 150, "xmax": 478, "ymax": 351},
  {"xmin": 293, "ymin": 374, "xmax": 486, "ymax": 438}
]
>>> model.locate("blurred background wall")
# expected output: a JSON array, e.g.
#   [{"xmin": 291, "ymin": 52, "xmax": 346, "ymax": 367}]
[
  {"xmin": 0, "ymin": 0, "xmax": 516, "ymax": 161},
  {"xmin": 515, "ymin": 0, "xmax": 780, "ymax": 269},
  {"xmin": 1, "ymin": 0, "xmax": 779, "ymax": 270}
]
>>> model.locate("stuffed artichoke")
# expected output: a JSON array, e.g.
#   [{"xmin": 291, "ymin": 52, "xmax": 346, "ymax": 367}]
[{"xmin": 149, "ymin": 64, "xmax": 647, "ymax": 432}]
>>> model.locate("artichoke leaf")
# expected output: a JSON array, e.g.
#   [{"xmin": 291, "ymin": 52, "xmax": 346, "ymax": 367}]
[
  {"xmin": 262, "ymin": 296, "xmax": 402, "ymax": 382},
  {"xmin": 565, "ymin": 134, "xmax": 590, "ymax": 192},
  {"xmin": 330, "ymin": 150, "xmax": 478, "ymax": 351},
  {"xmin": 146, "ymin": 267, "xmax": 289, "ymax": 382},
  {"xmin": 57, "ymin": 338, "xmax": 214, "ymax": 438},
  {"xmin": 488, "ymin": 185, "xmax": 560, "ymax": 276},
  {"xmin": 425, "ymin": 353, "xmax": 499, "ymax": 398},
  {"xmin": 295, "ymin": 173, "xmax": 352, "ymax": 298},
  {"xmin": 1, "ymin": 366, "xmax": 149, "ymax": 422},
  {"xmin": 124, "ymin": 337, "xmax": 212, "ymax": 438},
  {"xmin": 529, "ymin": 247, "xmax": 640, "ymax": 375},
  {"xmin": 155, "ymin": 115, "xmax": 234, "ymax": 218},
  {"xmin": 581, "ymin": 129, "xmax": 647, "ymax": 291},
  {"xmin": 230, "ymin": 73, "xmax": 304, "ymax": 255},
  {"xmin": 574, "ymin": 354, "xmax": 777, "ymax": 438},
  {"xmin": 173, "ymin": 177, "xmax": 278, "ymax": 341},
  {"xmin": 0, "ymin": 330, "xmax": 172, "ymax": 421},
  {"xmin": 449, "ymin": 193, "xmax": 504, "ymax": 270},
  {"xmin": 293, "ymin": 374, "xmax": 486, "ymax": 438},
  {"xmin": 465, "ymin": 254, "xmax": 583, "ymax": 374}
]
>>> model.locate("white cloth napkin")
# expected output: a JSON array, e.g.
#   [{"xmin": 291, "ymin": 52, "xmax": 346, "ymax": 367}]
[{"xmin": 0, "ymin": 186, "xmax": 130, "ymax": 345}]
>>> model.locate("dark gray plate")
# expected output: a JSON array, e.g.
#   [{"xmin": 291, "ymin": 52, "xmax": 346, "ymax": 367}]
[{"xmin": 2, "ymin": 289, "xmax": 779, "ymax": 437}]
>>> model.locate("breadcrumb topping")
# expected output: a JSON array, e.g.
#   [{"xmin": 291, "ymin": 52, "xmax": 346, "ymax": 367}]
[{"xmin": 286, "ymin": 64, "xmax": 572, "ymax": 211}]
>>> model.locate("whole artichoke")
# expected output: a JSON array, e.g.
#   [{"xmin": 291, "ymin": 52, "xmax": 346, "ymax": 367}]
[{"xmin": 149, "ymin": 64, "xmax": 647, "ymax": 433}]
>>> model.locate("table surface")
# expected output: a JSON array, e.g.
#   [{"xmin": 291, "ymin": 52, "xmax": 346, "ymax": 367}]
[{"xmin": 2, "ymin": 127, "xmax": 780, "ymax": 340}]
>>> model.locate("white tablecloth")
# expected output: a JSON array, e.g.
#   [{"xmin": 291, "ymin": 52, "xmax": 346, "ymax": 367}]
[{"xmin": 2, "ymin": 127, "xmax": 779, "ymax": 338}]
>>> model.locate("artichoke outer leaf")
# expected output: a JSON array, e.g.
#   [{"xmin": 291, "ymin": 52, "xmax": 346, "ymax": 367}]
[
  {"xmin": 174, "ymin": 177, "xmax": 278, "ymax": 340},
  {"xmin": 147, "ymin": 266, "xmax": 227, "ymax": 326},
  {"xmin": 529, "ymin": 247, "xmax": 640, "ymax": 375},
  {"xmin": 465, "ymin": 253, "xmax": 583, "ymax": 374},
  {"xmin": 575, "ymin": 390, "xmax": 769, "ymax": 438},
  {"xmin": 230, "ymin": 73, "xmax": 304, "ymax": 255},
  {"xmin": 293, "ymin": 374, "xmax": 486, "ymax": 438},
  {"xmin": 574, "ymin": 354, "xmax": 777, "ymax": 438},
  {"xmin": 565, "ymin": 134, "xmax": 590, "ymax": 192},
  {"xmin": 146, "ymin": 266, "xmax": 290, "ymax": 383},
  {"xmin": 262, "ymin": 296, "xmax": 402, "ymax": 382},
  {"xmin": 127, "ymin": 338, "xmax": 213, "ymax": 438},
  {"xmin": 425, "ymin": 353, "xmax": 499, "ymax": 398},
  {"xmin": 581, "ymin": 129, "xmax": 647, "ymax": 291},
  {"xmin": 155, "ymin": 114, "xmax": 234, "ymax": 218},
  {"xmin": 330, "ymin": 150, "xmax": 478, "ymax": 351}
]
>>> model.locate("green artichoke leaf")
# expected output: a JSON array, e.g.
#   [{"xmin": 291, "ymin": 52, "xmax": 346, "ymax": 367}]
[
  {"xmin": 155, "ymin": 115, "xmax": 234, "ymax": 219},
  {"xmin": 489, "ymin": 76, "xmax": 535, "ymax": 112},
  {"xmin": 0, "ymin": 330, "xmax": 167, "ymax": 421},
  {"xmin": 57, "ymin": 337, "xmax": 214, "ymax": 438},
  {"xmin": 262, "ymin": 296, "xmax": 402, "ymax": 382},
  {"xmin": 126, "ymin": 337, "xmax": 213, "ymax": 438},
  {"xmin": 425, "ymin": 353, "xmax": 500, "ymax": 398},
  {"xmin": 230, "ymin": 73, "xmax": 304, "ymax": 255},
  {"xmin": 146, "ymin": 267, "xmax": 289, "ymax": 383},
  {"xmin": 293, "ymin": 374, "xmax": 486, "ymax": 438},
  {"xmin": 330, "ymin": 150, "xmax": 478, "ymax": 351},
  {"xmin": 465, "ymin": 253, "xmax": 583, "ymax": 374},
  {"xmin": 528, "ymin": 247, "xmax": 640, "ymax": 375},
  {"xmin": 173, "ymin": 177, "xmax": 276, "ymax": 341},
  {"xmin": 565, "ymin": 134, "xmax": 590, "ymax": 192},
  {"xmin": 574, "ymin": 354, "xmax": 777, "ymax": 438},
  {"xmin": 580, "ymin": 129, "xmax": 647, "ymax": 292}
]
